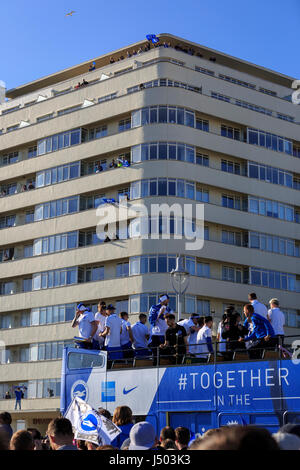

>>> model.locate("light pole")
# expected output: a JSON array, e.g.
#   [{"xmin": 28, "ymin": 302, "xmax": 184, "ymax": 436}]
[{"xmin": 170, "ymin": 256, "xmax": 190, "ymax": 322}]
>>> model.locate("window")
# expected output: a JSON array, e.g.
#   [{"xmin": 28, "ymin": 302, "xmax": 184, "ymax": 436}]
[
  {"xmin": 1, "ymin": 151, "xmax": 19, "ymax": 166},
  {"xmin": 119, "ymin": 118, "xmax": 131, "ymax": 132},
  {"xmin": 222, "ymin": 194, "xmax": 240, "ymax": 210},
  {"xmin": 196, "ymin": 153, "xmax": 209, "ymax": 166},
  {"xmin": 222, "ymin": 159, "xmax": 240, "ymax": 175},
  {"xmin": 37, "ymin": 128, "xmax": 81, "ymax": 156},
  {"xmin": 116, "ymin": 263, "xmax": 129, "ymax": 277},
  {"xmin": 196, "ymin": 119, "xmax": 209, "ymax": 132},
  {"xmin": 211, "ymin": 92, "xmax": 231, "ymax": 103},
  {"xmin": 247, "ymin": 128, "xmax": 292, "ymax": 156},
  {"xmin": 221, "ymin": 125, "xmax": 240, "ymax": 140}
]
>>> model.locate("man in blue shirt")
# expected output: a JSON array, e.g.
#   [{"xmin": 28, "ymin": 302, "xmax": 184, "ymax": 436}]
[
  {"xmin": 239, "ymin": 304, "xmax": 276, "ymax": 359},
  {"xmin": 14, "ymin": 387, "xmax": 22, "ymax": 410},
  {"xmin": 149, "ymin": 294, "xmax": 173, "ymax": 365}
]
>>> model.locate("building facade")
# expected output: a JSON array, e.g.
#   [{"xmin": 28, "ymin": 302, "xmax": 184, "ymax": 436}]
[{"xmin": 0, "ymin": 34, "xmax": 299, "ymax": 433}]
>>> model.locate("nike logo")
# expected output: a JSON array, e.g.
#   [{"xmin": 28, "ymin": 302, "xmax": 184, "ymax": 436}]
[{"xmin": 123, "ymin": 386, "xmax": 138, "ymax": 395}]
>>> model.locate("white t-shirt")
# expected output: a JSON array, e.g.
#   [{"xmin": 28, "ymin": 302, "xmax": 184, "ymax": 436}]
[
  {"xmin": 178, "ymin": 318, "xmax": 195, "ymax": 335},
  {"xmin": 217, "ymin": 321, "xmax": 226, "ymax": 353},
  {"xmin": 78, "ymin": 310, "xmax": 95, "ymax": 339},
  {"xmin": 120, "ymin": 319, "xmax": 131, "ymax": 346},
  {"xmin": 104, "ymin": 314, "xmax": 122, "ymax": 348},
  {"xmin": 251, "ymin": 300, "xmax": 268, "ymax": 319},
  {"xmin": 196, "ymin": 325, "xmax": 212, "ymax": 358},
  {"xmin": 94, "ymin": 312, "xmax": 107, "ymax": 344},
  {"xmin": 131, "ymin": 322, "xmax": 150, "ymax": 349},
  {"xmin": 189, "ymin": 330, "xmax": 198, "ymax": 354},
  {"xmin": 151, "ymin": 306, "xmax": 170, "ymax": 336},
  {"xmin": 268, "ymin": 308, "xmax": 285, "ymax": 335}
]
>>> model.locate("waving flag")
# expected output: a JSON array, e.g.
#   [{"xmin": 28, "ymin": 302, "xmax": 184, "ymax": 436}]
[
  {"xmin": 146, "ymin": 34, "xmax": 159, "ymax": 44},
  {"xmin": 117, "ymin": 158, "xmax": 130, "ymax": 167},
  {"xmin": 65, "ymin": 396, "xmax": 121, "ymax": 445},
  {"xmin": 101, "ymin": 197, "xmax": 116, "ymax": 204}
]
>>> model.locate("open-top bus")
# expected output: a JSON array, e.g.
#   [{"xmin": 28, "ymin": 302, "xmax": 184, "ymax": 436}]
[{"xmin": 61, "ymin": 339, "xmax": 300, "ymax": 437}]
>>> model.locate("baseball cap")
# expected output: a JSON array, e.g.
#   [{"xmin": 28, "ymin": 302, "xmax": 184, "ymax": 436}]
[
  {"xmin": 77, "ymin": 302, "xmax": 87, "ymax": 311},
  {"xmin": 129, "ymin": 422, "xmax": 156, "ymax": 450},
  {"xmin": 106, "ymin": 304, "xmax": 116, "ymax": 310}
]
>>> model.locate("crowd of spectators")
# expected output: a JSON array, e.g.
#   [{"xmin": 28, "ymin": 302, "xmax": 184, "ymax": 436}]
[
  {"xmin": 71, "ymin": 291, "xmax": 287, "ymax": 364},
  {"xmin": 1, "ymin": 408, "xmax": 300, "ymax": 450},
  {"xmin": 84, "ymin": 38, "xmax": 214, "ymax": 76}
]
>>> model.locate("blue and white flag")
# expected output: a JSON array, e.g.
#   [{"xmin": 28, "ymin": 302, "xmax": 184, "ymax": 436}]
[
  {"xmin": 101, "ymin": 197, "xmax": 116, "ymax": 204},
  {"xmin": 65, "ymin": 396, "xmax": 121, "ymax": 446},
  {"xmin": 146, "ymin": 34, "xmax": 159, "ymax": 44}
]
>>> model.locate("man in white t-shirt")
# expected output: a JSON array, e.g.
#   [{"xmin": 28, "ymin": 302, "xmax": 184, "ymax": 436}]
[
  {"xmin": 71, "ymin": 303, "xmax": 98, "ymax": 349},
  {"xmin": 248, "ymin": 293, "xmax": 268, "ymax": 319},
  {"xmin": 267, "ymin": 298, "xmax": 285, "ymax": 343},
  {"xmin": 131, "ymin": 314, "xmax": 151, "ymax": 357},
  {"xmin": 99, "ymin": 304, "xmax": 123, "ymax": 360},
  {"xmin": 178, "ymin": 314, "xmax": 202, "ymax": 355},
  {"xmin": 195, "ymin": 316, "xmax": 214, "ymax": 362},
  {"xmin": 120, "ymin": 311, "xmax": 134, "ymax": 358},
  {"xmin": 94, "ymin": 300, "xmax": 107, "ymax": 349}
]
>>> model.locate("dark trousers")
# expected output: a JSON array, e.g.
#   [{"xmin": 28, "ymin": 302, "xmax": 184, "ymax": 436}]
[
  {"xmin": 160, "ymin": 346, "xmax": 186, "ymax": 365},
  {"xmin": 247, "ymin": 337, "xmax": 277, "ymax": 359},
  {"xmin": 149, "ymin": 335, "xmax": 165, "ymax": 366},
  {"xmin": 121, "ymin": 342, "xmax": 134, "ymax": 359}
]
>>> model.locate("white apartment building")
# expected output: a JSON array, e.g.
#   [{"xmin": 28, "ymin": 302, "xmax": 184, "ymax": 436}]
[{"xmin": 0, "ymin": 33, "xmax": 299, "ymax": 433}]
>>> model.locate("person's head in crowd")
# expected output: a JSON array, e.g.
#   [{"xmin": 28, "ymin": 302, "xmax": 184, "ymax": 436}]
[
  {"xmin": 128, "ymin": 421, "xmax": 158, "ymax": 450},
  {"xmin": 269, "ymin": 298, "xmax": 280, "ymax": 309},
  {"xmin": 188, "ymin": 437, "xmax": 202, "ymax": 450},
  {"xmin": 201, "ymin": 428, "xmax": 223, "ymax": 439},
  {"xmin": 97, "ymin": 407, "xmax": 112, "ymax": 421},
  {"xmin": 96, "ymin": 445, "xmax": 117, "ymax": 450},
  {"xmin": 120, "ymin": 311, "xmax": 129, "ymax": 321},
  {"xmin": 0, "ymin": 412, "xmax": 13, "ymax": 440},
  {"xmin": 248, "ymin": 292, "xmax": 257, "ymax": 301},
  {"xmin": 86, "ymin": 440, "xmax": 99, "ymax": 450},
  {"xmin": 10, "ymin": 430, "xmax": 35, "ymax": 451},
  {"xmin": 0, "ymin": 411, "xmax": 12, "ymax": 426},
  {"xmin": 160, "ymin": 294, "xmax": 170, "ymax": 306},
  {"xmin": 192, "ymin": 425, "xmax": 279, "ymax": 450},
  {"xmin": 204, "ymin": 316, "xmax": 213, "ymax": 329},
  {"xmin": 0, "ymin": 428, "xmax": 10, "ymax": 450},
  {"xmin": 76, "ymin": 439, "xmax": 88, "ymax": 450},
  {"xmin": 190, "ymin": 313, "xmax": 200, "ymax": 325},
  {"xmin": 243, "ymin": 304, "xmax": 255, "ymax": 319},
  {"xmin": 112, "ymin": 406, "xmax": 133, "ymax": 426},
  {"xmin": 106, "ymin": 304, "xmax": 116, "ymax": 316},
  {"xmin": 160, "ymin": 438, "xmax": 177, "ymax": 450},
  {"xmin": 160, "ymin": 426, "xmax": 176, "ymax": 443},
  {"xmin": 175, "ymin": 427, "xmax": 190, "ymax": 450},
  {"xmin": 165, "ymin": 313, "xmax": 176, "ymax": 328},
  {"xmin": 27, "ymin": 428, "xmax": 43, "ymax": 450},
  {"xmin": 47, "ymin": 418, "xmax": 75, "ymax": 450},
  {"xmin": 139, "ymin": 313, "xmax": 147, "ymax": 324},
  {"xmin": 198, "ymin": 316, "xmax": 205, "ymax": 328},
  {"xmin": 98, "ymin": 301, "xmax": 107, "ymax": 314},
  {"xmin": 272, "ymin": 432, "xmax": 300, "ymax": 450},
  {"xmin": 279, "ymin": 423, "xmax": 300, "ymax": 439}
]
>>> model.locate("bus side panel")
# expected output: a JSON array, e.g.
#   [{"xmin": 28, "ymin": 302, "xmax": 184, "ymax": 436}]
[{"xmin": 103, "ymin": 368, "xmax": 166, "ymax": 420}]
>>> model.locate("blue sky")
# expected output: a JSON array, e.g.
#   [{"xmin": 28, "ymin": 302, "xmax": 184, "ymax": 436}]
[{"xmin": 1, "ymin": 0, "xmax": 299, "ymax": 90}]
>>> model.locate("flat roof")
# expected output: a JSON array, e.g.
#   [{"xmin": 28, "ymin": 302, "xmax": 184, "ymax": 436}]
[{"xmin": 6, "ymin": 33, "xmax": 295, "ymax": 99}]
